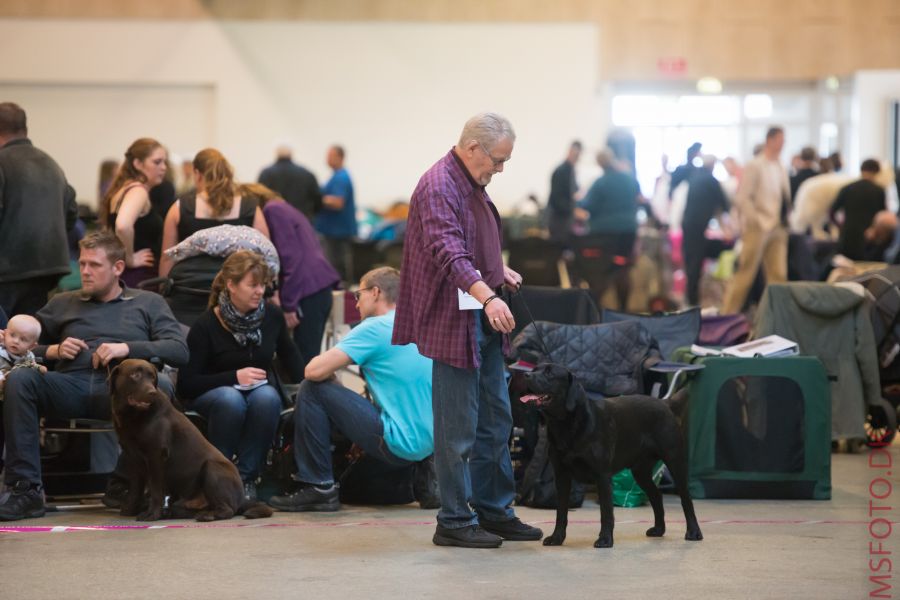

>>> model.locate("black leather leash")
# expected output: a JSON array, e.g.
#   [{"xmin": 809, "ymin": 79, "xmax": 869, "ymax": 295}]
[{"xmin": 509, "ymin": 288, "xmax": 553, "ymax": 361}]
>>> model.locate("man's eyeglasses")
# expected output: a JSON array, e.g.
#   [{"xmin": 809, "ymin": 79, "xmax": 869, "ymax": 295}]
[
  {"xmin": 478, "ymin": 142, "xmax": 509, "ymax": 168},
  {"xmin": 353, "ymin": 286, "xmax": 376, "ymax": 301}
]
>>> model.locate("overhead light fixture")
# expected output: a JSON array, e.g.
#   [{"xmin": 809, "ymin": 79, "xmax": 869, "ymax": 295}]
[
  {"xmin": 825, "ymin": 76, "xmax": 840, "ymax": 91},
  {"xmin": 696, "ymin": 77, "xmax": 722, "ymax": 94}
]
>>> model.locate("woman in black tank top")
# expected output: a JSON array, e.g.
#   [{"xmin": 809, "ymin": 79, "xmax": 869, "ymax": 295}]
[
  {"xmin": 159, "ymin": 148, "xmax": 270, "ymax": 277},
  {"xmin": 101, "ymin": 138, "xmax": 168, "ymax": 287}
]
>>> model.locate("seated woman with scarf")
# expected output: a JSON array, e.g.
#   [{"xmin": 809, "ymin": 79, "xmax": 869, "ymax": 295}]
[{"xmin": 177, "ymin": 250, "xmax": 303, "ymax": 501}]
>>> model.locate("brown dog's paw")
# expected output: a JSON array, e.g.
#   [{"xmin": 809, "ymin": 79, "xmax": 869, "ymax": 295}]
[
  {"xmin": 645, "ymin": 526, "xmax": 665, "ymax": 537},
  {"xmin": 593, "ymin": 535, "xmax": 613, "ymax": 548},
  {"xmin": 685, "ymin": 529, "xmax": 703, "ymax": 541},
  {"xmin": 542, "ymin": 534, "xmax": 565, "ymax": 546}
]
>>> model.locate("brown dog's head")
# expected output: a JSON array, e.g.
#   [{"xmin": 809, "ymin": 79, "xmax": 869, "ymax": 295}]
[
  {"xmin": 109, "ymin": 358, "xmax": 160, "ymax": 413},
  {"xmin": 520, "ymin": 363, "xmax": 582, "ymax": 418}
]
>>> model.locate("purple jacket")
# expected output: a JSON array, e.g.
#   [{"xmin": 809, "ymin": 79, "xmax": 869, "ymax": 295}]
[
  {"xmin": 392, "ymin": 149, "xmax": 506, "ymax": 369},
  {"xmin": 263, "ymin": 201, "xmax": 339, "ymax": 313}
]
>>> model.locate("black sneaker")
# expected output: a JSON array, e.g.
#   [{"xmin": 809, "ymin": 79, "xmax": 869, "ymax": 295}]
[
  {"xmin": 0, "ymin": 481, "xmax": 46, "ymax": 521},
  {"xmin": 433, "ymin": 524, "xmax": 502, "ymax": 548},
  {"xmin": 479, "ymin": 517, "xmax": 543, "ymax": 541},
  {"xmin": 413, "ymin": 455, "xmax": 441, "ymax": 510},
  {"xmin": 243, "ymin": 481, "xmax": 258, "ymax": 502},
  {"xmin": 268, "ymin": 483, "xmax": 340, "ymax": 512},
  {"xmin": 101, "ymin": 477, "xmax": 129, "ymax": 509}
]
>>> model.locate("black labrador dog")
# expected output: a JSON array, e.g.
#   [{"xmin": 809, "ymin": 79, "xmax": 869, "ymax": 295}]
[
  {"xmin": 521, "ymin": 363, "xmax": 702, "ymax": 548},
  {"xmin": 109, "ymin": 359, "xmax": 272, "ymax": 521}
]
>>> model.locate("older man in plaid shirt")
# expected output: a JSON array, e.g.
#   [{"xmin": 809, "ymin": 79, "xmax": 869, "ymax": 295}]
[{"xmin": 393, "ymin": 113, "xmax": 543, "ymax": 548}]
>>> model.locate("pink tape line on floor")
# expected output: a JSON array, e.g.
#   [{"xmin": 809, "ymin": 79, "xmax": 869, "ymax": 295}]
[{"xmin": 1, "ymin": 518, "xmax": 893, "ymax": 534}]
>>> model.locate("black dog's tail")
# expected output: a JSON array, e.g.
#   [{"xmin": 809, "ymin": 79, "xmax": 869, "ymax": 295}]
[
  {"xmin": 664, "ymin": 387, "xmax": 690, "ymax": 417},
  {"xmin": 239, "ymin": 500, "xmax": 274, "ymax": 519}
]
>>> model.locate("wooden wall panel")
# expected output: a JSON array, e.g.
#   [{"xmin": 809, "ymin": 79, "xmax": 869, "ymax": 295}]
[{"xmin": 2, "ymin": 0, "xmax": 899, "ymax": 80}]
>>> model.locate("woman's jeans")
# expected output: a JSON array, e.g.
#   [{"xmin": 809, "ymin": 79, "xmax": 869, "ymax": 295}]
[
  {"xmin": 190, "ymin": 384, "xmax": 282, "ymax": 482},
  {"xmin": 431, "ymin": 324, "xmax": 516, "ymax": 529},
  {"xmin": 293, "ymin": 379, "xmax": 409, "ymax": 486}
]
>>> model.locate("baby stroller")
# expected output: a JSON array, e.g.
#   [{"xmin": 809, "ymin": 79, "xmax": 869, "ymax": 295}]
[
  {"xmin": 852, "ymin": 266, "xmax": 900, "ymax": 445},
  {"xmin": 141, "ymin": 255, "xmax": 225, "ymax": 327},
  {"xmin": 140, "ymin": 225, "xmax": 280, "ymax": 327}
]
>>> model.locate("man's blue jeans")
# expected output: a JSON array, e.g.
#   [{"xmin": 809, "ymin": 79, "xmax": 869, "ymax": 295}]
[
  {"xmin": 190, "ymin": 384, "xmax": 282, "ymax": 482},
  {"xmin": 432, "ymin": 325, "xmax": 516, "ymax": 529},
  {"xmin": 293, "ymin": 379, "xmax": 409, "ymax": 486}
]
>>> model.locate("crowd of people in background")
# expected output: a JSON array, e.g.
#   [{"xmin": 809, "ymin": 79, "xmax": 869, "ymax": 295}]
[{"xmin": 547, "ymin": 126, "xmax": 900, "ymax": 313}]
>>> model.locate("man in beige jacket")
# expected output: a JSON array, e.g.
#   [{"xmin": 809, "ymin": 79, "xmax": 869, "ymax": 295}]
[{"xmin": 723, "ymin": 127, "xmax": 790, "ymax": 314}]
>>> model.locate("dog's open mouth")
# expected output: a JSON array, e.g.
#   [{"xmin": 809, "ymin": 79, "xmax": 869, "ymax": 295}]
[{"xmin": 519, "ymin": 393, "xmax": 550, "ymax": 407}]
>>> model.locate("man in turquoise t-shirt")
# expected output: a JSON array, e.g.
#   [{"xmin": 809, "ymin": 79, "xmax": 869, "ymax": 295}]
[{"xmin": 268, "ymin": 267, "xmax": 434, "ymax": 512}]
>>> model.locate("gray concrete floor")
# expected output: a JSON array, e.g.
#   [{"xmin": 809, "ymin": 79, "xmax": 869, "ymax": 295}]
[{"xmin": 2, "ymin": 445, "xmax": 898, "ymax": 600}]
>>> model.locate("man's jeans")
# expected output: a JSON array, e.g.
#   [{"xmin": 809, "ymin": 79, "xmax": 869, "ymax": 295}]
[
  {"xmin": 3, "ymin": 368, "xmax": 174, "ymax": 486},
  {"xmin": 432, "ymin": 324, "xmax": 516, "ymax": 529},
  {"xmin": 189, "ymin": 384, "xmax": 282, "ymax": 482},
  {"xmin": 293, "ymin": 379, "xmax": 409, "ymax": 486}
]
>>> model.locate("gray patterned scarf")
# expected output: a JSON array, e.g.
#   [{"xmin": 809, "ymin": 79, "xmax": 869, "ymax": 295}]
[{"xmin": 218, "ymin": 291, "xmax": 264, "ymax": 347}]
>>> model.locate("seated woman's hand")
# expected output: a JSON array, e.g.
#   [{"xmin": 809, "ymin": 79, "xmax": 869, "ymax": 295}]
[
  {"xmin": 237, "ymin": 367, "xmax": 268, "ymax": 386},
  {"xmin": 128, "ymin": 249, "xmax": 156, "ymax": 269}
]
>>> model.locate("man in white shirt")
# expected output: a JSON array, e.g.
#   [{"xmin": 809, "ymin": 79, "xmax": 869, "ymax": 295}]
[{"xmin": 723, "ymin": 127, "xmax": 791, "ymax": 314}]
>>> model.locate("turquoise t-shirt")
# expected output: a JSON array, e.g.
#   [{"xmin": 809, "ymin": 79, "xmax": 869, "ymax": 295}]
[{"xmin": 336, "ymin": 310, "xmax": 433, "ymax": 461}]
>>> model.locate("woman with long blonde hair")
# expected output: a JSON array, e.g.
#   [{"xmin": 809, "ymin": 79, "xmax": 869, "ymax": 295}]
[
  {"xmin": 102, "ymin": 138, "xmax": 167, "ymax": 286},
  {"xmin": 159, "ymin": 148, "xmax": 269, "ymax": 277}
]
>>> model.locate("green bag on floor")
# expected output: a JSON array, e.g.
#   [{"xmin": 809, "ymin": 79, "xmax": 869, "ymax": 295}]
[{"xmin": 612, "ymin": 462, "xmax": 666, "ymax": 507}]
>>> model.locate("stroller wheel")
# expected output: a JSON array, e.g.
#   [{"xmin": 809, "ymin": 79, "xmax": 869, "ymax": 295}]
[{"xmin": 865, "ymin": 400, "xmax": 898, "ymax": 448}]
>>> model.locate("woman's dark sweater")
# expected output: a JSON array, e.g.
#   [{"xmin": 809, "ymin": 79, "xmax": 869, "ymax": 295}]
[{"xmin": 178, "ymin": 303, "xmax": 303, "ymax": 400}]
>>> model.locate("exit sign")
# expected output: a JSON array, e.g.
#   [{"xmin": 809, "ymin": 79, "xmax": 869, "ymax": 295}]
[{"xmin": 657, "ymin": 57, "xmax": 687, "ymax": 76}]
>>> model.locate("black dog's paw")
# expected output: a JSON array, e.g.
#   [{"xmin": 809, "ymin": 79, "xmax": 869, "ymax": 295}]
[
  {"xmin": 136, "ymin": 508, "xmax": 162, "ymax": 522},
  {"xmin": 645, "ymin": 526, "xmax": 666, "ymax": 537},
  {"xmin": 593, "ymin": 535, "xmax": 613, "ymax": 548},
  {"xmin": 120, "ymin": 505, "xmax": 140, "ymax": 517},
  {"xmin": 543, "ymin": 534, "xmax": 566, "ymax": 546},
  {"xmin": 685, "ymin": 529, "xmax": 704, "ymax": 541}
]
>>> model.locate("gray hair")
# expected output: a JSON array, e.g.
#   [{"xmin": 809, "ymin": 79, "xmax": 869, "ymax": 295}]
[
  {"xmin": 596, "ymin": 148, "xmax": 615, "ymax": 170},
  {"xmin": 458, "ymin": 112, "xmax": 516, "ymax": 151}
]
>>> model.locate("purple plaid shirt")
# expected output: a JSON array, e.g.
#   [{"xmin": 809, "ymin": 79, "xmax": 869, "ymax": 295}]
[{"xmin": 392, "ymin": 148, "xmax": 506, "ymax": 369}]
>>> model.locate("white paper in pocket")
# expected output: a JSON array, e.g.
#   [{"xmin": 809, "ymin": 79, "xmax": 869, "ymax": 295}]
[{"xmin": 458, "ymin": 270, "xmax": 483, "ymax": 310}]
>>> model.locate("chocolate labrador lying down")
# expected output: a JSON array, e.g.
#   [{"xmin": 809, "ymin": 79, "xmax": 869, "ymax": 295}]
[
  {"xmin": 110, "ymin": 359, "xmax": 272, "ymax": 521},
  {"xmin": 521, "ymin": 363, "xmax": 702, "ymax": 548}
]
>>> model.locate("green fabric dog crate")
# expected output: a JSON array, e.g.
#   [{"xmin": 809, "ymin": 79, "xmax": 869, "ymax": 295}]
[{"xmin": 681, "ymin": 354, "xmax": 831, "ymax": 500}]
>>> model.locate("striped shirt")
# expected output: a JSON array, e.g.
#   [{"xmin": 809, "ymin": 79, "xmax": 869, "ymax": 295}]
[{"xmin": 392, "ymin": 148, "xmax": 506, "ymax": 369}]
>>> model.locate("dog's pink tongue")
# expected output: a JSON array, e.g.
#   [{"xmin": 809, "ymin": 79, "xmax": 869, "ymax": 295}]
[{"xmin": 520, "ymin": 394, "xmax": 541, "ymax": 404}]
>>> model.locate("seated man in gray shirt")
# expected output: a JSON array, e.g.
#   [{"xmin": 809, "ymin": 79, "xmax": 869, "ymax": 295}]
[{"xmin": 0, "ymin": 231, "xmax": 188, "ymax": 521}]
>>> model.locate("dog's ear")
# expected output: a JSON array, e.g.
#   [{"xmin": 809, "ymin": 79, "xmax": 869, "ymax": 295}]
[
  {"xmin": 108, "ymin": 364, "xmax": 120, "ymax": 397},
  {"xmin": 564, "ymin": 370, "xmax": 579, "ymax": 412}
]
